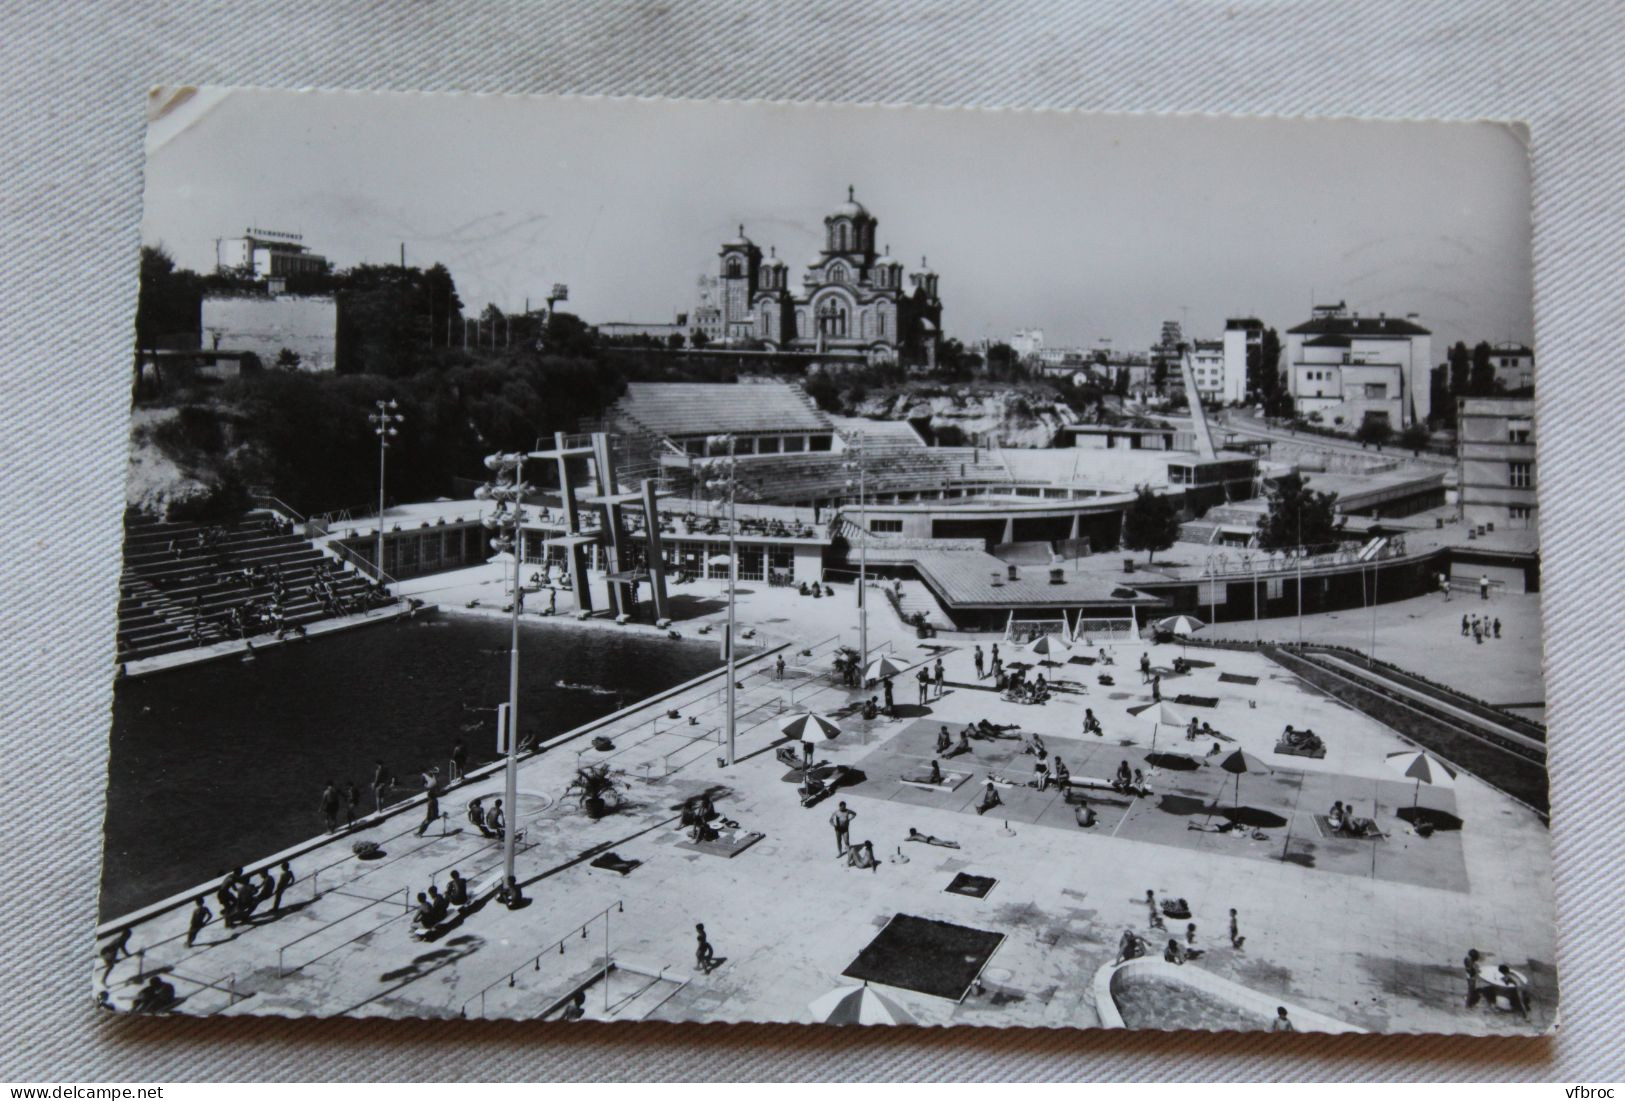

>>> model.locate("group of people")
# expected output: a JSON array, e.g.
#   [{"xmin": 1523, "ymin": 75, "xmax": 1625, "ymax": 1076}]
[
  {"xmin": 411, "ymin": 869, "xmax": 474, "ymax": 938},
  {"xmin": 1326, "ymin": 800, "xmax": 1375, "ymax": 837},
  {"xmin": 1000, "ymin": 666, "xmax": 1050, "ymax": 704},
  {"xmin": 796, "ymin": 581, "xmax": 836, "ymax": 598},
  {"xmin": 206, "ymin": 862, "xmax": 298, "ymax": 937},
  {"xmin": 1277, "ymin": 724, "xmax": 1324, "ymax": 755},
  {"xmin": 1464, "ymin": 948, "xmax": 1533, "ymax": 1018},
  {"xmin": 1461, "ymin": 612, "xmax": 1503, "ymax": 644}
]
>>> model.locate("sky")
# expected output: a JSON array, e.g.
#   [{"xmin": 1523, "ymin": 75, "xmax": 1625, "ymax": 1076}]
[{"xmin": 142, "ymin": 88, "xmax": 1534, "ymax": 353}]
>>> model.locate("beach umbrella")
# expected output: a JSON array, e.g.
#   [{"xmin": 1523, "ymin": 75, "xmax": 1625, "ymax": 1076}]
[
  {"xmin": 1155, "ymin": 614, "xmax": 1206, "ymax": 638},
  {"xmin": 1216, "ymin": 748, "xmax": 1271, "ymax": 813},
  {"xmin": 1127, "ymin": 700, "xmax": 1192, "ymax": 753},
  {"xmin": 807, "ymin": 983, "xmax": 916, "ymax": 1026},
  {"xmin": 864, "ymin": 654, "xmax": 908, "ymax": 683},
  {"xmin": 779, "ymin": 710, "xmax": 843, "ymax": 742},
  {"xmin": 1023, "ymin": 634, "xmax": 1073, "ymax": 659},
  {"xmin": 1385, "ymin": 749, "xmax": 1458, "ymax": 812}
]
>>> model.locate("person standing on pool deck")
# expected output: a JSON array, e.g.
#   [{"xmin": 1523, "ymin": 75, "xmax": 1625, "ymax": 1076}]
[
  {"xmin": 185, "ymin": 896, "xmax": 212, "ymax": 948},
  {"xmin": 1140, "ymin": 651, "xmax": 1153, "ymax": 682},
  {"xmin": 450, "ymin": 738, "xmax": 467, "ymax": 784},
  {"xmin": 933, "ymin": 658, "xmax": 945, "ymax": 698},
  {"xmin": 695, "ymin": 923, "xmax": 717, "ymax": 973},
  {"xmin": 345, "ymin": 780, "xmax": 361, "ymax": 827},
  {"xmin": 882, "ymin": 676, "xmax": 895, "ymax": 716},
  {"xmin": 1229, "ymin": 908, "xmax": 1245, "ymax": 950},
  {"xmin": 1461, "ymin": 613, "xmax": 1470, "ymax": 636},
  {"xmin": 371, "ymin": 760, "xmax": 389, "ymax": 815},
  {"xmin": 830, "ymin": 801, "xmax": 856, "ymax": 854},
  {"xmin": 1272, "ymin": 1006, "xmax": 1295, "ymax": 1032},
  {"xmin": 916, "ymin": 668, "xmax": 929, "ymax": 706},
  {"xmin": 273, "ymin": 861, "xmax": 295, "ymax": 913},
  {"xmin": 319, "ymin": 780, "xmax": 341, "ymax": 832},
  {"xmin": 415, "ymin": 784, "xmax": 440, "ymax": 838},
  {"xmin": 1151, "ymin": 673, "xmax": 1161, "ymax": 702},
  {"xmin": 1464, "ymin": 947, "xmax": 1484, "ymax": 1008},
  {"xmin": 487, "ymin": 798, "xmax": 506, "ymax": 841},
  {"xmin": 1480, "ymin": 574, "xmax": 1490, "ymax": 600},
  {"xmin": 974, "ymin": 646, "xmax": 985, "ymax": 679}
]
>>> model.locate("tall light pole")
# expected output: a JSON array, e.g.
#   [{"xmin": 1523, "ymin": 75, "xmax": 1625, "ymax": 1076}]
[
  {"xmin": 477, "ymin": 451, "xmax": 529, "ymax": 886},
  {"xmin": 368, "ymin": 399, "xmax": 404, "ymax": 578},
  {"xmin": 703, "ymin": 435, "xmax": 738, "ymax": 766},
  {"xmin": 843, "ymin": 432, "xmax": 868, "ymax": 674}
]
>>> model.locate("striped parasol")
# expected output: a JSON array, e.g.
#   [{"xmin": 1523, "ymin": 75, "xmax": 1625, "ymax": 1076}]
[
  {"xmin": 1385, "ymin": 749, "xmax": 1458, "ymax": 811},
  {"xmin": 864, "ymin": 654, "xmax": 908, "ymax": 683},
  {"xmin": 779, "ymin": 710, "xmax": 843, "ymax": 742},
  {"xmin": 1155, "ymin": 614, "xmax": 1206, "ymax": 638},
  {"xmin": 1022, "ymin": 634, "xmax": 1073, "ymax": 659},
  {"xmin": 807, "ymin": 983, "xmax": 917, "ymax": 1026}
]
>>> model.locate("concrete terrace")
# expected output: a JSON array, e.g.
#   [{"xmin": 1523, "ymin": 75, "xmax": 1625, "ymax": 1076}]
[{"xmin": 97, "ymin": 579, "xmax": 1555, "ymax": 1034}]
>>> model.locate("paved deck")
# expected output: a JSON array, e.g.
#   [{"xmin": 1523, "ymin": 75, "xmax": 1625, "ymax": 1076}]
[{"xmin": 96, "ymin": 598, "xmax": 1555, "ymax": 1034}]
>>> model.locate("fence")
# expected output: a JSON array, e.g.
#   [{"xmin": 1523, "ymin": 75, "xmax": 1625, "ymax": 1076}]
[{"xmin": 460, "ymin": 900, "xmax": 624, "ymax": 1019}]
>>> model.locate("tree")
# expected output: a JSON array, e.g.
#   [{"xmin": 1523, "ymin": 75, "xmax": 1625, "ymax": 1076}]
[
  {"xmin": 690, "ymin": 328, "xmax": 710, "ymax": 349},
  {"xmin": 1355, "ymin": 411, "xmax": 1392, "ymax": 449},
  {"xmin": 1256, "ymin": 471, "xmax": 1343, "ymax": 552},
  {"xmin": 667, "ymin": 331, "xmax": 686, "ymax": 350},
  {"xmin": 1429, "ymin": 364, "xmax": 1453, "ymax": 427},
  {"xmin": 1249, "ymin": 327, "xmax": 1282, "ymax": 401},
  {"xmin": 1399, "ymin": 422, "xmax": 1432, "ymax": 455},
  {"xmin": 1121, "ymin": 486, "xmax": 1180, "ymax": 564},
  {"xmin": 1448, "ymin": 341, "xmax": 1471, "ymax": 397},
  {"xmin": 135, "ymin": 245, "xmax": 204, "ymax": 352},
  {"xmin": 1470, "ymin": 341, "xmax": 1496, "ymax": 396},
  {"xmin": 274, "ymin": 347, "xmax": 302, "ymax": 371},
  {"xmin": 1265, "ymin": 390, "xmax": 1294, "ymax": 419},
  {"xmin": 985, "ymin": 342, "xmax": 1018, "ymax": 379}
]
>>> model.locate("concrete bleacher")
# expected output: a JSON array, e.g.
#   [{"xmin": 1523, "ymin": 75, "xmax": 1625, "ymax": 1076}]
[
  {"xmin": 604, "ymin": 380, "xmax": 833, "ymax": 441},
  {"xmin": 117, "ymin": 511, "xmax": 388, "ymax": 663}
]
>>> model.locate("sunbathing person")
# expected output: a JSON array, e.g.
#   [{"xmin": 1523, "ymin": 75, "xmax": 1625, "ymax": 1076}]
[
  {"xmin": 976, "ymin": 782, "xmax": 1003, "ymax": 815},
  {"xmin": 907, "ymin": 827, "xmax": 961, "ymax": 848},
  {"xmin": 936, "ymin": 726, "xmax": 952, "ymax": 754},
  {"xmin": 928, "ymin": 759, "xmax": 944, "ymax": 785},
  {"xmin": 1164, "ymin": 938, "xmax": 1189, "ymax": 965},
  {"xmin": 1184, "ymin": 923, "xmax": 1205, "ymax": 959},
  {"xmin": 1186, "ymin": 718, "xmax": 1200, "ymax": 741},
  {"xmin": 846, "ymin": 840, "xmax": 879, "ymax": 871},
  {"xmin": 1052, "ymin": 757, "xmax": 1071, "ymax": 789},
  {"xmin": 1032, "ymin": 760, "xmax": 1051, "ymax": 790},
  {"xmin": 1074, "ymin": 798, "xmax": 1097, "ymax": 828},
  {"xmin": 1116, "ymin": 759, "xmax": 1133, "ymax": 789},
  {"xmin": 1083, "ymin": 709, "xmax": 1103, "ymax": 736},
  {"xmin": 1328, "ymin": 801, "xmax": 1346, "ymax": 832},
  {"xmin": 949, "ymin": 728, "xmax": 972, "ymax": 757}
]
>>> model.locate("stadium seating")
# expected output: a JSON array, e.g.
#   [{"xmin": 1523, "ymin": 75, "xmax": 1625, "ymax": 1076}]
[{"xmin": 116, "ymin": 510, "xmax": 392, "ymax": 663}]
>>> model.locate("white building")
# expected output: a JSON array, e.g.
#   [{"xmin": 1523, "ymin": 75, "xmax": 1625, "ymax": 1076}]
[
  {"xmin": 1011, "ymin": 328, "xmax": 1045, "ymax": 359},
  {"xmin": 1489, "ymin": 342, "xmax": 1535, "ymax": 392},
  {"xmin": 1221, "ymin": 317, "xmax": 1264, "ymax": 406},
  {"xmin": 1285, "ymin": 302, "xmax": 1431, "ymax": 429},
  {"xmin": 217, "ymin": 229, "xmax": 328, "ymax": 280},
  {"xmin": 1187, "ymin": 339, "xmax": 1226, "ymax": 403},
  {"xmin": 201, "ymin": 294, "xmax": 337, "ymax": 371}
]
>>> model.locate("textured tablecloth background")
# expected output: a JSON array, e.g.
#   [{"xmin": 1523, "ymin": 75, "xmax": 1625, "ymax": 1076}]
[{"xmin": 3, "ymin": 0, "xmax": 1621, "ymax": 1082}]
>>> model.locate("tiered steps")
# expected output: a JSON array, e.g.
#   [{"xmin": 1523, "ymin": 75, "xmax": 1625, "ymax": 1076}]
[{"xmin": 116, "ymin": 511, "xmax": 390, "ymax": 662}]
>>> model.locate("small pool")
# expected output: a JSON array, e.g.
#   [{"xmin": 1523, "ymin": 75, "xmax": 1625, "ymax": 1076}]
[{"xmin": 1111, "ymin": 974, "xmax": 1269, "ymax": 1032}]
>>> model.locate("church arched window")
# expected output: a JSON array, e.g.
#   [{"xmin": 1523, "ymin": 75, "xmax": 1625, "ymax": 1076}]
[
  {"xmin": 817, "ymin": 299, "xmax": 848, "ymax": 338},
  {"xmin": 830, "ymin": 262, "xmax": 847, "ymax": 284},
  {"xmin": 726, "ymin": 257, "xmax": 741, "ymax": 277},
  {"xmin": 837, "ymin": 223, "xmax": 850, "ymax": 251}
]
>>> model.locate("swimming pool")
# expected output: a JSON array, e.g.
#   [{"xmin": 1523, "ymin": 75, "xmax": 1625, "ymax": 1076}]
[{"xmin": 100, "ymin": 614, "xmax": 722, "ymax": 918}]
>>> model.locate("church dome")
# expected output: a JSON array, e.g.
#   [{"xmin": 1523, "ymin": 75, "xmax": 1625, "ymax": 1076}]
[
  {"xmin": 829, "ymin": 186, "xmax": 870, "ymax": 220},
  {"xmin": 724, "ymin": 224, "xmax": 753, "ymax": 248},
  {"xmin": 762, "ymin": 250, "xmax": 786, "ymax": 268}
]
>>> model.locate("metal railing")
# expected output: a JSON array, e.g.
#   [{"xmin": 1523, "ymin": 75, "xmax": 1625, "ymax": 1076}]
[{"xmin": 460, "ymin": 900, "xmax": 625, "ymax": 1019}]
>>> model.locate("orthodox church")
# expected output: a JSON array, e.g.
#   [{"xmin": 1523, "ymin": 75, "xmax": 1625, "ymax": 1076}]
[{"xmin": 711, "ymin": 188, "xmax": 942, "ymax": 365}]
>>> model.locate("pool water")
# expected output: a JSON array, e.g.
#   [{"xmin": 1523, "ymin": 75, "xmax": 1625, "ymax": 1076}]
[
  {"xmin": 101, "ymin": 615, "xmax": 721, "ymax": 918},
  {"xmin": 1111, "ymin": 975, "xmax": 1270, "ymax": 1032}
]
